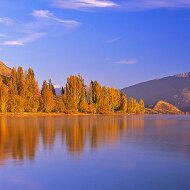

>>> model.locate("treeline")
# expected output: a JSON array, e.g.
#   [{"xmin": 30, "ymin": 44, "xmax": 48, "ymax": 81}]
[{"xmin": 0, "ymin": 67, "xmax": 145, "ymax": 114}]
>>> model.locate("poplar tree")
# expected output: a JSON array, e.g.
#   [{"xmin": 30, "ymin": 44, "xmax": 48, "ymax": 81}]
[
  {"xmin": 88, "ymin": 81, "xmax": 96, "ymax": 113},
  {"xmin": 7, "ymin": 67, "xmax": 24, "ymax": 112},
  {"xmin": 108, "ymin": 88, "xmax": 120, "ymax": 112},
  {"xmin": 25, "ymin": 68, "xmax": 40, "ymax": 112},
  {"xmin": 79, "ymin": 73, "xmax": 88, "ymax": 112},
  {"xmin": 128, "ymin": 97, "xmax": 134, "ymax": 113},
  {"xmin": 55, "ymin": 95, "xmax": 65, "ymax": 113},
  {"xmin": 89, "ymin": 81, "xmax": 93, "ymax": 105},
  {"xmin": 119, "ymin": 93, "xmax": 127, "ymax": 113},
  {"xmin": 0, "ymin": 78, "xmax": 8, "ymax": 112},
  {"xmin": 40, "ymin": 80, "xmax": 54, "ymax": 112},
  {"xmin": 97, "ymin": 86, "xmax": 110, "ymax": 114},
  {"xmin": 48, "ymin": 79, "xmax": 56, "ymax": 110},
  {"xmin": 65, "ymin": 73, "xmax": 87, "ymax": 112},
  {"xmin": 17, "ymin": 67, "xmax": 25, "ymax": 97},
  {"xmin": 139, "ymin": 99, "xmax": 145, "ymax": 114},
  {"xmin": 8, "ymin": 67, "xmax": 18, "ymax": 96},
  {"xmin": 93, "ymin": 81, "xmax": 101, "ymax": 105},
  {"xmin": 48, "ymin": 79, "xmax": 56, "ymax": 96}
]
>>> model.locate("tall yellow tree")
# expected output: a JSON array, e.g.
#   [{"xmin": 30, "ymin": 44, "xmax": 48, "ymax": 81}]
[
  {"xmin": 64, "ymin": 73, "xmax": 87, "ymax": 113},
  {"xmin": 108, "ymin": 88, "xmax": 120, "ymax": 112},
  {"xmin": 97, "ymin": 86, "xmax": 110, "ymax": 114},
  {"xmin": 0, "ymin": 78, "xmax": 8, "ymax": 113},
  {"xmin": 8, "ymin": 67, "xmax": 17, "ymax": 96},
  {"xmin": 119, "ymin": 93, "xmax": 127, "ymax": 113},
  {"xmin": 88, "ymin": 81, "xmax": 98, "ymax": 113},
  {"xmin": 54, "ymin": 95, "xmax": 65, "ymax": 113},
  {"xmin": 78, "ymin": 74, "xmax": 88, "ymax": 113},
  {"xmin": 40, "ymin": 80, "xmax": 54, "ymax": 113},
  {"xmin": 128, "ymin": 97, "xmax": 134, "ymax": 114},
  {"xmin": 48, "ymin": 79, "xmax": 56, "ymax": 96},
  {"xmin": 139, "ymin": 99, "xmax": 145, "ymax": 114},
  {"xmin": 7, "ymin": 67, "xmax": 24, "ymax": 112},
  {"xmin": 16, "ymin": 67, "xmax": 26, "ymax": 97},
  {"xmin": 89, "ymin": 81, "xmax": 93, "ymax": 105},
  {"xmin": 25, "ymin": 68, "xmax": 40, "ymax": 112},
  {"xmin": 92, "ymin": 81, "xmax": 101, "ymax": 106},
  {"xmin": 48, "ymin": 79, "xmax": 56, "ymax": 110}
]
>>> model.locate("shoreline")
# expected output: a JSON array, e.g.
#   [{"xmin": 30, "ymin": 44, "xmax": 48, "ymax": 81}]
[
  {"xmin": 0, "ymin": 112, "xmax": 136, "ymax": 118},
  {"xmin": 0, "ymin": 112, "xmax": 187, "ymax": 118}
]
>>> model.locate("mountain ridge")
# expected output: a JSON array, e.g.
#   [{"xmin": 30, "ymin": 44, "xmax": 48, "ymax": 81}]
[{"xmin": 121, "ymin": 72, "xmax": 190, "ymax": 112}]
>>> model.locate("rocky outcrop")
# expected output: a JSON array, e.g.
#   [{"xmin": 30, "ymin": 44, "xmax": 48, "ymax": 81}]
[{"xmin": 145, "ymin": 101, "xmax": 184, "ymax": 115}]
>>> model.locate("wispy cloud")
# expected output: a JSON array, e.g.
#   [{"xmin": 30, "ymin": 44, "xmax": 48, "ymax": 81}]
[
  {"xmin": 2, "ymin": 33, "xmax": 46, "ymax": 46},
  {"xmin": 0, "ymin": 10, "xmax": 80, "ymax": 47},
  {"xmin": 114, "ymin": 59, "xmax": 137, "ymax": 65},
  {"xmin": 52, "ymin": 0, "xmax": 117, "ymax": 10},
  {"xmin": 51, "ymin": 0, "xmax": 190, "ymax": 11},
  {"xmin": 106, "ymin": 37, "xmax": 121, "ymax": 43},
  {"xmin": 0, "ymin": 17, "xmax": 13, "ymax": 25},
  {"xmin": 32, "ymin": 10, "xmax": 80, "ymax": 27}
]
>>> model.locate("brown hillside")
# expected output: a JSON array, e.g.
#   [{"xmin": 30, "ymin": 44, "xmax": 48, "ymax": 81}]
[
  {"xmin": 146, "ymin": 101, "xmax": 184, "ymax": 115},
  {"xmin": 0, "ymin": 61, "xmax": 11, "ymax": 77}
]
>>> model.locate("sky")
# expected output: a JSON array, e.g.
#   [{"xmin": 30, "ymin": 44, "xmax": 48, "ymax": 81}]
[{"xmin": 0, "ymin": 0, "xmax": 190, "ymax": 89}]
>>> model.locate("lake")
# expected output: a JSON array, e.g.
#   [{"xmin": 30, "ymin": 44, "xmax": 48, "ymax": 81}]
[{"xmin": 0, "ymin": 115, "xmax": 190, "ymax": 190}]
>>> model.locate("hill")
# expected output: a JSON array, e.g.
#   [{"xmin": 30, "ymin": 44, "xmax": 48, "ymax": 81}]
[
  {"xmin": 145, "ymin": 101, "xmax": 184, "ymax": 115},
  {"xmin": 0, "ymin": 61, "xmax": 11, "ymax": 77},
  {"xmin": 121, "ymin": 72, "xmax": 190, "ymax": 112}
]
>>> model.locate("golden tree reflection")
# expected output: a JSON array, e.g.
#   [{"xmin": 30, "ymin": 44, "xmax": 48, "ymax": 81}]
[
  {"xmin": 0, "ymin": 117, "xmax": 39, "ymax": 165},
  {"xmin": 0, "ymin": 115, "xmax": 145, "ymax": 164}
]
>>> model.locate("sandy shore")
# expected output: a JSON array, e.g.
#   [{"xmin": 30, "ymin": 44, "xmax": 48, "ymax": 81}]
[
  {"xmin": 0, "ymin": 112, "xmax": 187, "ymax": 118},
  {"xmin": 0, "ymin": 112, "xmax": 135, "ymax": 118}
]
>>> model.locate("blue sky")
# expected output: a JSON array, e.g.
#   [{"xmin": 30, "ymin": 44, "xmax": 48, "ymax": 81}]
[{"xmin": 0, "ymin": 0, "xmax": 190, "ymax": 88}]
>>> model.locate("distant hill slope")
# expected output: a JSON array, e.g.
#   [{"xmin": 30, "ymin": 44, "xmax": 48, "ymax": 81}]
[
  {"xmin": 121, "ymin": 72, "xmax": 190, "ymax": 112},
  {"xmin": 0, "ymin": 61, "xmax": 11, "ymax": 77},
  {"xmin": 146, "ymin": 101, "xmax": 184, "ymax": 115}
]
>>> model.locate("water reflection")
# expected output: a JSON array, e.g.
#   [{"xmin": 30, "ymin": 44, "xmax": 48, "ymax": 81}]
[
  {"xmin": 1, "ymin": 115, "xmax": 190, "ymax": 190},
  {"xmin": 1, "ymin": 115, "xmax": 190, "ymax": 166},
  {"xmin": 0, "ymin": 116, "xmax": 144, "ymax": 164}
]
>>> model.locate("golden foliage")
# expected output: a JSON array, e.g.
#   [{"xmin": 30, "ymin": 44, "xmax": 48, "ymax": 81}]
[
  {"xmin": 54, "ymin": 95, "xmax": 65, "ymax": 113},
  {"xmin": 0, "ymin": 67, "xmax": 145, "ymax": 114}
]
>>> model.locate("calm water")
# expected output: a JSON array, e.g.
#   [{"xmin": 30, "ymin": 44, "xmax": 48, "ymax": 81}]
[{"xmin": 0, "ymin": 115, "xmax": 190, "ymax": 190}]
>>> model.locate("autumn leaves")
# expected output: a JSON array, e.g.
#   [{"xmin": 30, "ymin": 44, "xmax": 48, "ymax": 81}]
[{"xmin": 0, "ymin": 67, "xmax": 145, "ymax": 114}]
